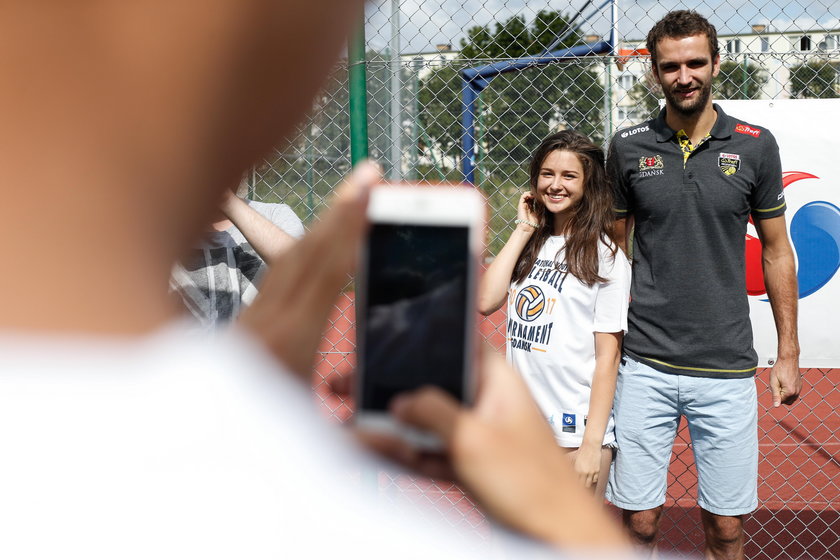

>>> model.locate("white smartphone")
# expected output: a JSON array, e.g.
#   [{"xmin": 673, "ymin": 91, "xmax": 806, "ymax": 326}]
[{"xmin": 354, "ymin": 184, "xmax": 485, "ymax": 449}]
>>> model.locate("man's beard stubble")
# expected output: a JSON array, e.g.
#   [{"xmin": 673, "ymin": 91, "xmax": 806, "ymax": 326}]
[{"xmin": 663, "ymin": 79, "xmax": 712, "ymax": 118}]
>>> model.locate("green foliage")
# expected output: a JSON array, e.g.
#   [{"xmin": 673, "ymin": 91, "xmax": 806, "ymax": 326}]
[
  {"xmin": 789, "ymin": 61, "xmax": 839, "ymax": 99},
  {"xmin": 460, "ymin": 25, "xmax": 495, "ymax": 60},
  {"xmin": 459, "ymin": 10, "xmax": 584, "ymax": 61},
  {"xmin": 480, "ymin": 65, "xmax": 604, "ymax": 163},
  {"xmin": 418, "ymin": 65, "xmax": 463, "ymax": 158},
  {"xmin": 491, "ymin": 14, "xmax": 530, "ymax": 58},
  {"xmin": 420, "ymin": 10, "xmax": 604, "ymax": 165},
  {"xmin": 530, "ymin": 9, "xmax": 582, "ymax": 52},
  {"xmin": 714, "ymin": 60, "xmax": 767, "ymax": 99}
]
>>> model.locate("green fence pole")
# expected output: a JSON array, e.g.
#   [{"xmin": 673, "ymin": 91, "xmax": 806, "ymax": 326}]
[{"xmin": 349, "ymin": 19, "xmax": 369, "ymax": 167}]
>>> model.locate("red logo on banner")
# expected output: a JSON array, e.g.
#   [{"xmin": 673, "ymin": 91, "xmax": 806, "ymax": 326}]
[{"xmin": 735, "ymin": 123, "xmax": 761, "ymax": 138}]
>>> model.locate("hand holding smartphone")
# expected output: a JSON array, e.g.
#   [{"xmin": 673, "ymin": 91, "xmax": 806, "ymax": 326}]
[{"xmin": 355, "ymin": 184, "xmax": 485, "ymax": 449}]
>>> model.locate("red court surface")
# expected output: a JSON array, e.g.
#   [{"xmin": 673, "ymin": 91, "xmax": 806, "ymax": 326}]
[{"xmin": 314, "ymin": 295, "xmax": 839, "ymax": 558}]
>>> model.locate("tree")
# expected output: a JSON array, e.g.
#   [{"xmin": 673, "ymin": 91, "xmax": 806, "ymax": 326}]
[
  {"xmin": 714, "ymin": 59, "xmax": 767, "ymax": 99},
  {"xmin": 789, "ymin": 61, "xmax": 839, "ymax": 99},
  {"xmin": 531, "ymin": 9, "xmax": 582, "ymax": 51},
  {"xmin": 459, "ymin": 24, "xmax": 495, "ymax": 60},
  {"xmin": 489, "ymin": 14, "xmax": 530, "ymax": 59},
  {"xmin": 484, "ymin": 64, "xmax": 603, "ymax": 163},
  {"xmin": 417, "ymin": 65, "xmax": 462, "ymax": 161},
  {"xmin": 418, "ymin": 10, "xmax": 604, "ymax": 168}
]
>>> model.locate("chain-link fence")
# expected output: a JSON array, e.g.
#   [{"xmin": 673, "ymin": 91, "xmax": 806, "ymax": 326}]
[{"xmin": 253, "ymin": 1, "xmax": 838, "ymax": 557}]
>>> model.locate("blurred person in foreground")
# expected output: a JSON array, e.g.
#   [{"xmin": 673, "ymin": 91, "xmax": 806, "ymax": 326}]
[
  {"xmin": 0, "ymin": 1, "xmax": 630, "ymax": 558},
  {"xmin": 172, "ymin": 177, "xmax": 304, "ymax": 331}
]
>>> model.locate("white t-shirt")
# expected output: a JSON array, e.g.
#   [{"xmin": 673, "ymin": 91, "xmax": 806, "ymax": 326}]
[
  {"xmin": 0, "ymin": 325, "xmax": 554, "ymax": 559},
  {"xmin": 506, "ymin": 236, "xmax": 631, "ymax": 447}
]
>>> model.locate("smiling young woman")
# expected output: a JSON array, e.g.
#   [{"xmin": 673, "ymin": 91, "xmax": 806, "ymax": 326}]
[{"xmin": 478, "ymin": 129, "xmax": 631, "ymax": 497}]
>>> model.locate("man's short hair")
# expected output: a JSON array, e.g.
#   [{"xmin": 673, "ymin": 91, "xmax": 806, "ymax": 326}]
[{"xmin": 646, "ymin": 10, "xmax": 719, "ymax": 65}]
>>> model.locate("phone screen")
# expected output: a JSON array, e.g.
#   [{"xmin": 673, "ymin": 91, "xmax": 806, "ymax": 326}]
[{"xmin": 359, "ymin": 223, "xmax": 470, "ymax": 411}]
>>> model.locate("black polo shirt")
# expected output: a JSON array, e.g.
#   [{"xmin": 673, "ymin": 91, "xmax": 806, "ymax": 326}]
[{"xmin": 608, "ymin": 104, "xmax": 786, "ymax": 378}]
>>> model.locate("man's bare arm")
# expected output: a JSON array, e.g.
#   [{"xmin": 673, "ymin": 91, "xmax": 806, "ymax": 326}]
[
  {"xmin": 754, "ymin": 215, "xmax": 801, "ymax": 407},
  {"xmin": 614, "ymin": 215, "xmax": 633, "ymax": 257},
  {"xmin": 220, "ymin": 192, "xmax": 297, "ymax": 263}
]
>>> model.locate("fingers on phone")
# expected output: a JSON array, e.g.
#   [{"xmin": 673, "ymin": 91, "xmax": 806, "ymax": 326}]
[
  {"xmin": 391, "ymin": 387, "xmax": 460, "ymax": 444},
  {"xmin": 332, "ymin": 163, "xmax": 380, "ymax": 217}
]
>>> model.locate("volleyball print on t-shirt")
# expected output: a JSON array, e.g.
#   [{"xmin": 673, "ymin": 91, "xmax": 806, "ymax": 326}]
[
  {"xmin": 515, "ymin": 285, "xmax": 546, "ymax": 322},
  {"xmin": 508, "ymin": 257, "xmax": 567, "ymax": 353}
]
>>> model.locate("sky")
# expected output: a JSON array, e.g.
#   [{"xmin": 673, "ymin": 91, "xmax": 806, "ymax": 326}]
[{"xmin": 364, "ymin": 0, "xmax": 840, "ymax": 54}]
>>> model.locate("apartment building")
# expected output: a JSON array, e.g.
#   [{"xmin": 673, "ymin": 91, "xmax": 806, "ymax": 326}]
[{"xmin": 613, "ymin": 24, "xmax": 840, "ymax": 127}]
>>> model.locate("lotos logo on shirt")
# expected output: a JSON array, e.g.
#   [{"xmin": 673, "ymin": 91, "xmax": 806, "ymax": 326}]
[
  {"xmin": 735, "ymin": 123, "xmax": 761, "ymax": 138},
  {"xmin": 620, "ymin": 124, "xmax": 650, "ymax": 138}
]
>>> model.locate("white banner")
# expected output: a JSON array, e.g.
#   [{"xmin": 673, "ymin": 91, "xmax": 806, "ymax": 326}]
[{"xmin": 717, "ymin": 99, "xmax": 840, "ymax": 367}]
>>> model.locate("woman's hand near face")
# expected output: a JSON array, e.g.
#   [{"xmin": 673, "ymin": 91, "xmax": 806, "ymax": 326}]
[
  {"xmin": 477, "ymin": 191, "xmax": 539, "ymax": 315},
  {"xmin": 516, "ymin": 192, "xmax": 540, "ymax": 229}
]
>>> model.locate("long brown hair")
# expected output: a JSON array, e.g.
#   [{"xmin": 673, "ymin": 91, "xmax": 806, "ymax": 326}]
[{"xmin": 511, "ymin": 130, "xmax": 617, "ymax": 286}]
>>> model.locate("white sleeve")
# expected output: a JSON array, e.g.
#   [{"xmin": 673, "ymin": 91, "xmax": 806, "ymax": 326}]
[
  {"xmin": 267, "ymin": 204, "xmax": 305, "ymax": 239},
  {"xmin": 248, "ymin": 201, "xmax": 306, "ymax": 239},
  {"xmin": 593, "ymin": 246, "xmax": 631, "ymax": 333}
]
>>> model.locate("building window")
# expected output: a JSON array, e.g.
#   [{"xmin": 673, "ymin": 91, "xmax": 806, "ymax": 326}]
[
  {"xmin": 761, "ymin": 37, "xmax": 770, "ymax": 52},
  {"xmin": 618, "ymin": 74, "xmax": 636, "ymax": 90},
  {"xmin": 726, "ymin": 39, "xmax": 742, "ymax": 54},
  {"xmin": 819, "ymin": 34, "xmax": 838, "ymax": 50},
  {"xmin": 798, "ymin": 35, "xmax": 812, "ymax": 51}
]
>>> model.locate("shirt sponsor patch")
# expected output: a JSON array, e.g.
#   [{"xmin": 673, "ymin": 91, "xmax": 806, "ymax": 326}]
[
  {"xmin": 719, "ymin": 152, "xmax": 741, "ymax": 176},
  {"xmin": 562, "ymin": 413, "xmax": 576, "ymax": 433},
  {"xmin": 638, "ymin": 155, "xmax": 664, "ymax": 177},
  {"xmin": 735, "ymin": 123, "xmax": 761, "ymax": 137},
  {"xmin": 638, "ymin": 155, "xmax": 664, "ymax": 171},
  {"xmin": 620, "ymin": 125, "xmax": 650, "ymax": 138}
]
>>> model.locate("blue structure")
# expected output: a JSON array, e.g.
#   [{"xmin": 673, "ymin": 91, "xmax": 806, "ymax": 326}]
[{"xmin": 459, "ymin": 2, "xmax": 616, "ymax": 183}]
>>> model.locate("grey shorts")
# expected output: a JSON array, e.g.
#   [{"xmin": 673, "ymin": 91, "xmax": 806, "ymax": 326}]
[{"xmin": 606, "ymin": 355, "xmax": 758, "ymax": 516}]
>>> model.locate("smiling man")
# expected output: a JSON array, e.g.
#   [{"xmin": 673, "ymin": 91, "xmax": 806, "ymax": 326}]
[{"xmin": 605, "ymin": 10, "xmax": 801, "ymax": 560}]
